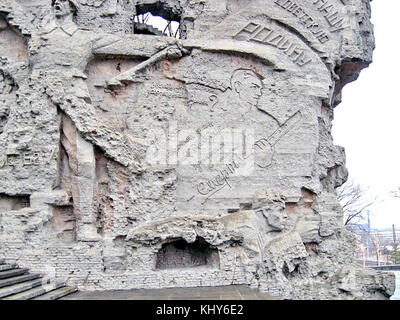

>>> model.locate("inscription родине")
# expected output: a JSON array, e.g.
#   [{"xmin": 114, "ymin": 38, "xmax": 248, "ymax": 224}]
[{"xmin": 234, "ymin": 22, "xmax": 313, "ymax": 67}]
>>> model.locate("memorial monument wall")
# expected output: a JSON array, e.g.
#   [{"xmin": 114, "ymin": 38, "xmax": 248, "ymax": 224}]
[{"xmin": 0, "ymin": 0, "xmax": 395, "ymax": 299}]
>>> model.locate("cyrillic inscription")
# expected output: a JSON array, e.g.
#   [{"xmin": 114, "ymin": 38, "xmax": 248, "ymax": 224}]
[
  {"xmin": 274, "ymin": 0, "xmax": 330, "ymax": 43},
  {"xmin": 274, "ymin": 0, "xmax": 346, "ymax": 39},
  {"xmin": 312, "ymin": 0, "xmax": 346, "ymax": 32},
  {"xmin": 234, "ymin": 22, "xmax": 313, "ymax": 67},
  {"xmin": 0, "ymin": 149, "xmax": 56, "ymax": 168}
]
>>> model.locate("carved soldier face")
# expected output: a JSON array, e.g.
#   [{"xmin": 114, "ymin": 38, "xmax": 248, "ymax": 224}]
[
  {"xmin": 232, "ymin": 70, "xmax": 263, "ymax": 108},
  {"xmin": 52, "ymin": 0, "xmax": 73, "ymax": 18}
]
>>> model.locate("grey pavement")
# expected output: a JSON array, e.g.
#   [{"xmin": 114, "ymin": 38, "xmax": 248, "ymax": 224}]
[{"xmin": 61, "ymin": 285, "xmax": 280, "ymax": 300}]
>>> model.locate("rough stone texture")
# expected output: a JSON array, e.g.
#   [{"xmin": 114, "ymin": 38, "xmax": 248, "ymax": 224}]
[{"xmin": 0, "ymin": 0, "xmax": 395, "ymax": 299}]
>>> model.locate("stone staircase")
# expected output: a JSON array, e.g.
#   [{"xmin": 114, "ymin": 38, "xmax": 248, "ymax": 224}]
[{"xmin": 0, "ymin": 258, "xmax": 77, "ymax": 300}]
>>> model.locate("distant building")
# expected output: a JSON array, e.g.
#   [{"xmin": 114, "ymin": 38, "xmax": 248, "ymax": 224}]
[{"xmin": 370, "ymin": 228, "xmax": 400, "ymax": 246}]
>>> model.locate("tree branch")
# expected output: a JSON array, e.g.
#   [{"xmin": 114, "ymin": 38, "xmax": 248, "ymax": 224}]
[{"xmin": 336, "ymin": 179, "xmax": 375, "ymax": 226}]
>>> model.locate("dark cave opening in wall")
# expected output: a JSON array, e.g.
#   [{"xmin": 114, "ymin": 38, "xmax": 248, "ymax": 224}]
[
  {"xmin": 133, "ymin": 2, "xmax": 182, "ymax": 38},
  {"xmin": 0, "ymin": 193, "xmax": 30, "ymax": 212},
  {"xmin": 156, "ymin": 237, "xmax": 220, "ymax": 270}
]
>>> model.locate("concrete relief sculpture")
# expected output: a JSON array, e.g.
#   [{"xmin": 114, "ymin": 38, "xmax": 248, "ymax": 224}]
[
  {"xmin": 0, "ymin": 70, "xmax": 13, "ymax": 136},
  {"xmin": 0, "ymin": 0, "xmax": 395, "ymax": 299}
]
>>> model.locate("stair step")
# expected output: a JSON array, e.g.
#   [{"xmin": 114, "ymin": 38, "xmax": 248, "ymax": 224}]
[
  {"xmin": 0, "ymin": 278, "xmax": 44, "ymax": 298},
  {"xmin": 0, "ymin": 264, "xmax": 17, "ymax": 272},
  {"xmin": 0, "ymin": 273, "xmax": 42, "ymax": 289},
  {"xmin": 0, "ymin": 268, "xmax": 29, "ymax": 280},
  {"xmin": 0, "ymin": 259, "xmax": 5, "ymax": 265},
  {"xmin": 33, "ymin": 286, "xmax": 77, "ymax": 300},
  {"xmin": 3, "ymin": 282, "xmax": 65, "ymax": 300}
]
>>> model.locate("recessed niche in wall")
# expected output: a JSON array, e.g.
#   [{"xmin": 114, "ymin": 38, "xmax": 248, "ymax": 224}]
[
  {"xmin": 0, "ymin": 14, "xmax": 29, "ymax": 63},
  {"xmin": 156, "ymin": 237, "xmax": 220, "ymax": 270},
  {"xmin": 0, "ymin": 194, "xmax": 30, "ymax": 213}
]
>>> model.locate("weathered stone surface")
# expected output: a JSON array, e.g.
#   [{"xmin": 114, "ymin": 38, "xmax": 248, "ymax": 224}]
[{"xmin": 0, "ymin": 0, "xmax": 395, "ymax": 299}]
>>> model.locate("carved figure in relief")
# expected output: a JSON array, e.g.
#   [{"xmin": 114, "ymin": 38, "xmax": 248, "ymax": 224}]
[
  {"xmin": 3, "ymin": 0, "xmax": 302, "ymax": 239},
  {"xmin": 0, "ymin": 72, "xmax": 12, "ymax": 136},
  {"xmin": 211, "ymin": 68, "xmax": 301, "ymax": 169},
  {"xmin": 27, "ymin": 0, "xmax": 187, "ymax": 240},
  {"xmin": 52, "ymin": 0, "xmax": 77, "ymax": 18},
  {"xmin": 208, "ymin": 68, "xmax": 264, "ymax": 117},
  {"xmin": 230, "ymin": 69, "xmax": 263, "ymax": 114},
  {"xmin": 34, "ymin": 0, "xmax": 186, "ymax": 165}
]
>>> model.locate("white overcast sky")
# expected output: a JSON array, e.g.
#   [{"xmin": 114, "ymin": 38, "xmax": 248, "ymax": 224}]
[{"xmin": 332, "ymin": 0, "xmax": 400, "ymax": 229}]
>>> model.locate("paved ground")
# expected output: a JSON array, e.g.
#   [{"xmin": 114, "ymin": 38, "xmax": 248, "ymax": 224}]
[{"xmin": 61, "ymin": 285, "xmax": 280, "ymax": 300}]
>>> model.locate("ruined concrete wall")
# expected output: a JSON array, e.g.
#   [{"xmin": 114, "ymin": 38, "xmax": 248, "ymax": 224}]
[{"xmin": 0, "ymin": 0, "xmax": 395, "ymax": 299}]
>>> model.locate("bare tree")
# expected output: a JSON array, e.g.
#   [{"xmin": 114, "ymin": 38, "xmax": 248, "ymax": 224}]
[
  {"xmin": 370, "ymin": 233, "xmax": 387, "ymax": 266},
  {"xmin": 336, "ymin": 179, "xmax": 375, "ymax": 226}
]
